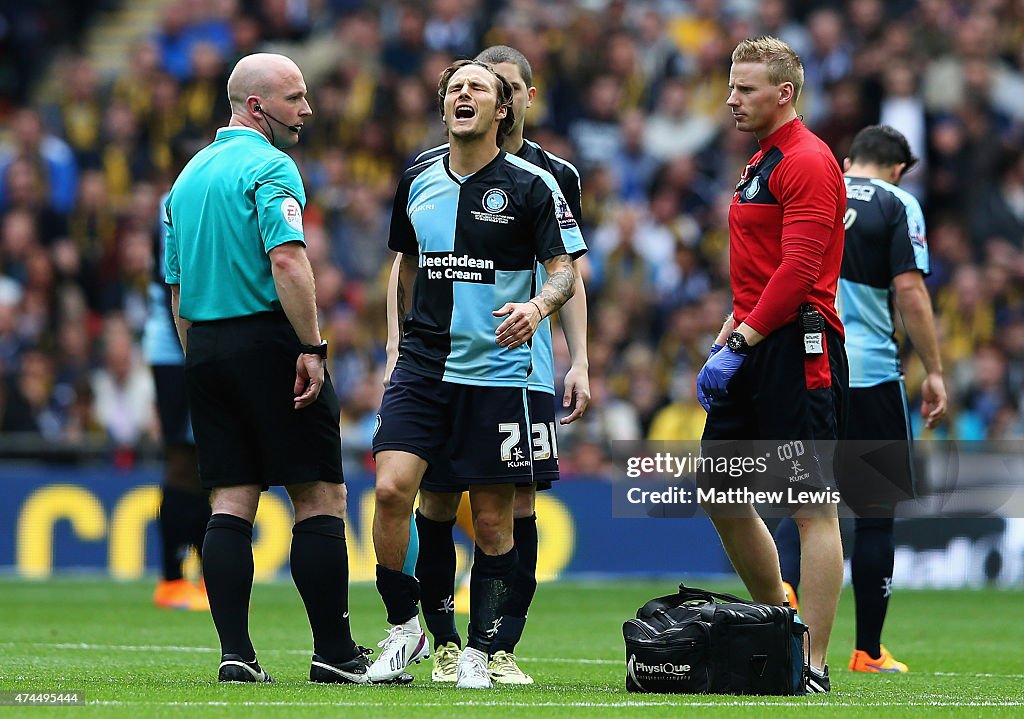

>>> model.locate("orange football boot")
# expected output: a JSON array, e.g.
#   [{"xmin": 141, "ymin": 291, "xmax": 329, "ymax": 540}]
[{"xmin": 849, "ymin": 645, "xmax": 909, "ymax": 673}]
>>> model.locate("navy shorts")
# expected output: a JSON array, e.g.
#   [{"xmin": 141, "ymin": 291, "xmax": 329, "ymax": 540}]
[
  {"xmin": 699, "ymin": 322, "xmax": 848, "ymax": 498},
  {"xmin": 419, "ymin": 390, "xmax": 559, "ymax": 493},
  {"xmin": 152, "ymin": 364, "xmax": 193, "ymax": 446},
  {"xmin": 185, "ymin": 312, "xmax": 343, "ymax": 490},
  {"xmin": 837, "ymin": 380, "xmax": 915, "ymax": 515},
  {"xmin": 373, "ymin": 367, "xmax": 534, "ymax": 486}
]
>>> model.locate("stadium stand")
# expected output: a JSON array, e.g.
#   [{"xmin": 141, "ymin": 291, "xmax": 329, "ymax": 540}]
[{"xmin": 1, "ymin": 0, "xmax": 1023, "ymax": 470}]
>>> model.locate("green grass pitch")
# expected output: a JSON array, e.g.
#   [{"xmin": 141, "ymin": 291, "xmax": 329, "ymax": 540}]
[{"xmin": 1, "ymin": 578, "xmax": 1022, "ymax": 717}]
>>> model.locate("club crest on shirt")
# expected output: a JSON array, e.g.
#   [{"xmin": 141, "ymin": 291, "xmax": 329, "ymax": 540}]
[
  {"xmin": 743, "ymin": 176, "xmax": 761, "ymax": 200},
  {"xmin": 483, "ymin": 188, "xmax": 509, "ymax": 214}
]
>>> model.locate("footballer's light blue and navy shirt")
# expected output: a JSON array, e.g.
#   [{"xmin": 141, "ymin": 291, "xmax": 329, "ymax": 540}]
[
  {"xmin": 414, "ymin": 140, "xmax": 583, "ymax": 394},
  {"xmin": 143, "ymin": 191, "xmax": 184, "ymax": 365},
  {"xmin": 838, "ymin": 176, "xmax": 929, "ymax": 388},
  {"xmin": 391, "ymin": 149, "xmax": 586, "ymax": 388}
]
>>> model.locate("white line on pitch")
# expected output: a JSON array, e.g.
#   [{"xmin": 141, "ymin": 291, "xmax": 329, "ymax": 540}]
[
  {"xmin": 87, "ymin": 700, "xmax": 1024, "ymax": 708},
  {"xmin": 5, "ymin": 642, "xmax": 1024, "ymax": 679}
]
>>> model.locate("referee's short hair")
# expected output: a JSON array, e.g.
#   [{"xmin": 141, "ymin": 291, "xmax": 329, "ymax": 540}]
[{"xmin": 847, "ymin": 125, "xmax": 919, "ymax": 172}]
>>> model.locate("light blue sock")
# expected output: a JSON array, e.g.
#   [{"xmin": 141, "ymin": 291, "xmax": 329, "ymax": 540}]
[{"xmin": 402, "ymin": 512, "xmax": 419, "ymax": 577}]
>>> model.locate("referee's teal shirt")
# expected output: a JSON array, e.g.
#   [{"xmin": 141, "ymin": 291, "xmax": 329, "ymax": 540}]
[{"xmin": 164, "ymin": 127, "xmax": 306, "ymax": 321}]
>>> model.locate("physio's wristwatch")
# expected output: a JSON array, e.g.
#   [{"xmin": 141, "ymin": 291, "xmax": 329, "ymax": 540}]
[
  {"xmin": 299, "ymin": 340, "xmax": 328, "ymax": 359},
  {"xmin": 726, "ymin": 331, "xmax": 751, "ymax": 355}
]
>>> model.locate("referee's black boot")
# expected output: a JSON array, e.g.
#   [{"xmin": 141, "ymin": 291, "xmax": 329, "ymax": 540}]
[
  {"xmin": 310, "ymin": 647, "xmax": 413, "ymax": 685},
  {"xmin": 218, "ymin": 654, "xmax": 273, "ymax": 683},
  {"xmin": 310, "ymin": 647, "xmax": 371, "ymax": 685}
]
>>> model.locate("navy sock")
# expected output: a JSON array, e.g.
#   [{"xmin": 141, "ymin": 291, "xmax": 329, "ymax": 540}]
[
  {"xmin": 853, "ymin": 517, "xmax": 895, "ymax": 658},
  {"xmin": 773, "ymin": 516, "xmax": 801, "ymax": 590},
  {"xmin": 187, "ymin": 491, "xmax": 212, "ymax": 560},
  {"xmin": 159, "ymin": 485, "xmax": 201, "ymax": 581},
  {"xmin": 414, "ymin": 510, "xmax": 461, "ymax": 648},
  {"xmin": 291, "ymin": 515, "xmax": 357, "ymax": 663},
  {"xmin": 376, "ymin": 564, "xmax": 420, "ymax": 625},
  {"xmin": 202, "ymin": 513, "xmax": 255, "ymax": 658},
  {"xmin": 491, "ymin": 514, "xmax": 537, "ymax": 654},
  {"xmin": 466, "ymin": 545, "xmax": 517, "ymax": 654}
]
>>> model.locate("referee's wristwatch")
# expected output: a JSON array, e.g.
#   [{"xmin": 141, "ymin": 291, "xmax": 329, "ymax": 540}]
[
  {"xmin": 300, "ymin": 340, "xmax": 328, "ymax": 359},
  {"xmin": 726, "ymin": 331, "xmax": 751, "ymax": 355}
]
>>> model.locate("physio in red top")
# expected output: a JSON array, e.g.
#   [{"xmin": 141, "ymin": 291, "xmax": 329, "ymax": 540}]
[
  {"xmin": 729, "ymin": 119, "xmax": 845, "ymax": 338},
  {"xmin": 696, "ymin": 36, "xmax": 847, "ymax": 695}
]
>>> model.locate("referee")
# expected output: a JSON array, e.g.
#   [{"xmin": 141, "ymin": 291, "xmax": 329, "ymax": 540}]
[{"xmin": 165, "ymin": 53, "xmax": 370, "ymax": 685}]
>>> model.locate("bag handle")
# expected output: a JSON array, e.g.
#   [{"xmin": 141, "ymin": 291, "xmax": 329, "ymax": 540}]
[{"xmin": 676, "ymin": 582, "xmax": 749, "ymax": 605}]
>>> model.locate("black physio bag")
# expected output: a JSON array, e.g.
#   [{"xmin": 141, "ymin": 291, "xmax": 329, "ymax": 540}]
[{"xmin": 623, "ymin": 583, "xmax": 807, "ymax": 695}]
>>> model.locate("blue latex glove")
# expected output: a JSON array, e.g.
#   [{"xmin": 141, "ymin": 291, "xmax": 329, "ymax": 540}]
[
  {"xmin": 696, "ymin": 344, "xmax": 724, "ymax": 409},
  {"xmin": 697, "ymin": 346, "xmax": 746, "ymax": 411}
]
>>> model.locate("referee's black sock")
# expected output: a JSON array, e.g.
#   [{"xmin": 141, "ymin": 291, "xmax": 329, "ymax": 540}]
[
  {"xmin": 466, "ymin": 545, "xmax": 517, "ymax": 654},
  {"xmin": 202, "ymin": 513, "xmax": 256, "ymax": 659},
  {"xmin": 853, "ymin": 517, "xmax": 895, "ymax": 659},
  {"xmin": 376, "ymin": 564, "xmax": 421, "ymax": 626},
  {"xmin": 773, "ymin": 516, "xmax": 802, "ymax": 590},
  {"xmin": 414, "ymin": 510, "xmax": 461, "ymax": 648},
  {"xmin": 159, "ymin": 485, "xmax": 200, "ymax": 581},
  {"xmin": 490, "ymin": 514, "xmax": 537, "ymax": 654},
  {"xmin": 291, "ymin": 515, "xmax": 357, "ymax": 663}
]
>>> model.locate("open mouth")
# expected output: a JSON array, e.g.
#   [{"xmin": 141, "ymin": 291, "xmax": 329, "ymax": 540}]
[{"xmin": 454, "ymin": 104, "xmax": 476, "ymax": 120}]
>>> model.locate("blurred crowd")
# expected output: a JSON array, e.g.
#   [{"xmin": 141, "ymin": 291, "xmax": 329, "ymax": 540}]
[{"xmin": 1, "ymin": 0, "xmax": 1023, "ymax": 472}]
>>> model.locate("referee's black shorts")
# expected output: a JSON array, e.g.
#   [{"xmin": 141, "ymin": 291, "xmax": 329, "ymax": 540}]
[
  {"xmin": 184, "ymin": 311, "xmax": 343, "ymax": 490},
  {"xmin": 837, "ymin": 380, "xmax": 915, "ymax": 516},
  {"xmin": 699, "ymin": 322, "xmax": 848, "ymax": 498}
]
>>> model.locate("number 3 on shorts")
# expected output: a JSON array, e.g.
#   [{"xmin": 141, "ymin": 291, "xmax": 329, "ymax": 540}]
[{"xmin": 531, "ymin": 421, "xmax": 558, "ymax": 461}]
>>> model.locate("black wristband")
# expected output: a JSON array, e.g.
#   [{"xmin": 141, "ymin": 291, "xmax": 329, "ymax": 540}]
[{"xmin": 300, "ymin": 340, "xmax": 328, "ymax": 359}]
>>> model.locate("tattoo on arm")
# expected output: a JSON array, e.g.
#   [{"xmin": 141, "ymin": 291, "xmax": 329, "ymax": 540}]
[{"xmin": 538, "ymin": 254, "xmax": 575, "ymax": 314}]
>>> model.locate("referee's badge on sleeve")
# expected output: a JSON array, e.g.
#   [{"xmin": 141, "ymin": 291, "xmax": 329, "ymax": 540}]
[{"xmin": 281, "ymin": 197, "xmax": 303, "ymax": 230}]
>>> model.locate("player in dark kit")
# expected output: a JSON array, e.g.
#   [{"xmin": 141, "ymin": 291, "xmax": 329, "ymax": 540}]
[
  {"xmin": 391, "ymin": 45, "xmax": 590, "ymax": 685},
  {"xmin": 368, "ymin": 59, "xmax": 586, "ymax": 689},
  {"xmin": 144, "ymin": 191, "xmax": 211, "ymax": 612},
  {"xmin": 774, "ymin": 125, "xmax": 947, "ymax": 674},
  {"xmin": 696, "ymin": 36, "xmax": 847, "ymax": 693}
]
